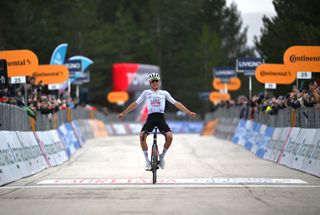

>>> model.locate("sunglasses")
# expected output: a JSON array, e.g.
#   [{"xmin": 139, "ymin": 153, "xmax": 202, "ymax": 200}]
[{"xmin": 151, "ymin": 80, "xmax": 159, "ymax": 83}]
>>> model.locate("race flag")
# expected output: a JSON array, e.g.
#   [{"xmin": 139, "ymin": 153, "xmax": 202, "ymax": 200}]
[{"xmin": 50, "ymin": 43, "xmax": 68, "ymax": 65}]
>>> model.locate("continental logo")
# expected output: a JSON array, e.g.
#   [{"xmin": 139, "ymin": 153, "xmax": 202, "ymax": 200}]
[
  {"xmin": 259, "ymin": 70, "xmax": 292, "ymax": 77},
  {"xmin": 212, "ymin": 77, "xmax": 241, "ymax": 91},
  {"xmin": 289, "ymin": 55, "xmax": 320, "ymax": 63},
  {"xmin": 284, "ymin": 46, "xmax": 320, "ymax": 72},
  {"xmin": 33, "ymin": 71, "xmax": 63, "ymax": 77},
  {"xmin": 33, "ymin": 65, "xmax": 69, "ymax": 84},
  {"xmin": 0, "ymin": 50, "xmax": 39, "ymax": 77},
  {"xmin": 255, "ymin": 64, "xmax": 296, "ymax": 84}
]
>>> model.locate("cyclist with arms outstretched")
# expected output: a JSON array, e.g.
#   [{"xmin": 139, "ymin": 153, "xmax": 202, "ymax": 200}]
[{"xmin": 118, "ymin": 73, "xmax": 196, "ymax": 170}]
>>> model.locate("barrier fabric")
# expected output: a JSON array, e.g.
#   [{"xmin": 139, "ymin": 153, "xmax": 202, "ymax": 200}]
[
  {"xmin": 237, "ymin": 120, "xmax": 254, "ymax": 146},
  {"xmin": 231, "ymin": 119, "xmax": 246, "ymax": 144},
  {"xmin": 253, "ymin": 125, "xmax": 274, "ymax": 158},
  {"xmin": 15, "ymin": 131, "xmax": 46, "ymax": 176},
  {"xmin": 36, "ymin": 131, "xmax": 58, "ymax": 166},
  {"xmin": 0, "ymin": 131, "xmax": 21, "ymax": 185},
  {"xmin": 57, "ymin": 124, "xmax": 77, "ymax": 158},
  {"xmin": 264, "ymin": 127, "xmax": 291, "ymax": 162},
  {"xmin": 71, "ymin": 120, "xmax": 85, "ymax": 146},
  {"xmin": 291, "ymin": 129, "xmax": 317, "ymax": 171},
  {"xmin": 244, "ymin": 122, "xmax": 261, "ymax": 151},
  {"xmin": 278, "ymin": 127, "xmax": 301, "ymax": 167},
  {"xmin": 303, "ymin": 130, "xmax": 320, "ymax": 177}
]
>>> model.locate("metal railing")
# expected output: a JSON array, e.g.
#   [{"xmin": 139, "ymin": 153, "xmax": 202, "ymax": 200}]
[
  {"xmin": 0, "ymin": 103, "xmax": 109, "ymax": 131},
  {"xmin": 206, "ymin": 105, "xmax": 320, "ymax": 128}
]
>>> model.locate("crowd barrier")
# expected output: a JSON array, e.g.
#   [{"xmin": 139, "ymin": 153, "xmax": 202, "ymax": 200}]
[
  {"xmin": 202, "ymin": 106, "xmax": 320, "ymax": 177},
  {"xmin": 0, "ymin": 103, "xmax": 110, "ymax": 186}
]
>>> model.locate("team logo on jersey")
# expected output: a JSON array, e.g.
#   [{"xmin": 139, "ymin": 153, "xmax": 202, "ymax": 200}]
[{"xmin": 151, "ymin": 97, "xmax": 161, "ymax": 105}]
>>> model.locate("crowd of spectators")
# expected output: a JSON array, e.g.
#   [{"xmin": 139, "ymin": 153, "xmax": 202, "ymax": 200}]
[
  {"xmin": 0, "ymin": 77, "xmax": 79, "ymax": 118},
  {"xmin": 214, "ymin": 80, "xmax": 320, "ymax": 119}
]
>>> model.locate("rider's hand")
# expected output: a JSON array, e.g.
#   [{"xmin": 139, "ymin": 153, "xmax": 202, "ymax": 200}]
[
  {"xmin": 188, "ymin": 111, "xmax": 196, "ymax": 118},
  {"xmin": 118, "ymin": 113, "xmax": 125, "ymax": 119}
]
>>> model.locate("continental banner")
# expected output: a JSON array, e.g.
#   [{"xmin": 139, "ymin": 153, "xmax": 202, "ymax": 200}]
[
  {"xmin": 255, "ymin": 64, "xmax": 296, "ymax": 84},
  {"xmin": 33, "ymin": 65, "xmax": 69, "ymax": 84},
  {"xmin": 212, "ymin": 77, "xmax": 241, "ymax": 91},
  {"xmin": 0, "ymin": 50, "xmax": 39, "ymax": 77},
  {"xmin": 284, "ymin": 46, "xmax": 320, "ymax": 72}
]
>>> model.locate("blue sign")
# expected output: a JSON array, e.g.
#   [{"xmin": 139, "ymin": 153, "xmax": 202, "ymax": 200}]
[
  {"xmin": 50, "ymin": 43, "xmax": 68, "ymax": 65},
  {"xmin": 213, "ymin": 67, "xmax": 236, "ymax": 83},
  {"xmin": 65, "ymin": 60, "xmax": 82, "ymax": 79},
  {"xmin": 237, "ymin": 57, "xmax": 264, "ymax": 71}
]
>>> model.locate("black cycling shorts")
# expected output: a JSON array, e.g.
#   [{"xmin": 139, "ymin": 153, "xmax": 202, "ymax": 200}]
[{"xmin": 141, "ymin": 113, "xmax": 171, "ymax": 134}]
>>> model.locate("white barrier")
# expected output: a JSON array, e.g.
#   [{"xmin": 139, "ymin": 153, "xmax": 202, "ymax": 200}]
[
  {"xmin": 48, "ymin": 130, "xmax": 68, "ymax": 165},
  {"xmin": 304, "ymin": 130, "xmax": 320, "ymax": 176},
  {"xmin": 291, "ymin": 129, "xmax": 317, "ymax": 171},
  {"xmin": 36, "ymin": 131, "xmax": 58, "ymax": 166},
  {"xmin": 263, "ymin": 127, "xmax": 291, "ymax": 162},
  {"xmin": 278, "ymin": 127, "xmax": 302, "ymax": 167},
  {"xmin": 0, "ymin": 131, "xmax": 22, "ymax": 185},
  {"xmin": 7, "ymin": 131, "xmax": 31, "ymax": 178},
  {"xmin": 15, "ymin": 131, "xmax": 43, "ymax": 176}
]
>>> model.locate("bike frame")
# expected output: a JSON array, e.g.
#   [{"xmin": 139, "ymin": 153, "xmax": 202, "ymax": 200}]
[{"xmin": 150, "ymin": 127, "xmax": 159, "ymax": 184}]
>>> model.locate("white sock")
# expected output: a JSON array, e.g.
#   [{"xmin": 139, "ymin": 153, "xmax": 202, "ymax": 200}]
[
  {"xmin": 160, "ymin": 148, "xmax": 168, "ymax": 159},
  {"xmin": 143, "ymin": 150, "xmax": 149, "ymax": 162}
]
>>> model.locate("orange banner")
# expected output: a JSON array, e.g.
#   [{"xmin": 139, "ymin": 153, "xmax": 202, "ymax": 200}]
[
  {"xmin": 209, "ymin": 92, "xmax": 230, "ymax": 102},
  {"xmin": 107, "ymin": 91, "xmax": 129, "ymax": 103},
  {"xmin": 283, "ymin": 46, "xmax": 320, "ymax": 72},
  {"xmin": 212, "ymin": 77, "xmax": 241, "ymax": 91},
  {"xmin": 33, "ymin": 65, "xmax": 69, "ymax": 84},
  {"xmin": 255, "ymin": 64, "xmax": 296, "ymax": 84},
  {"xmin": 0, "ymin": 50, "xmax": 39, "ymax": 77}
]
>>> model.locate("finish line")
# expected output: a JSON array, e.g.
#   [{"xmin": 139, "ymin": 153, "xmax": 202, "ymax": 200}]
[{"xmin": 36, "ymin": 178, "xmax": 308, "ymax": 185}]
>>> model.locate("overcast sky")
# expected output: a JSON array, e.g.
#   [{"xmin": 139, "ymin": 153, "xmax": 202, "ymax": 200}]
[{"xmin": 226, "ymin": 0, "xmax": 276, "ymax": 47}]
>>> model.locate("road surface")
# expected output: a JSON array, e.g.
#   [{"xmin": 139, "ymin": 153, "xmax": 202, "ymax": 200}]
[{"xmin": 0, "ymin": 134, "xmax": 319, "ymax": 215}]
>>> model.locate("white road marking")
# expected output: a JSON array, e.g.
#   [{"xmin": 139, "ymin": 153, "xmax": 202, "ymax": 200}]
[
  {"xmin": 36, "ymin": 178, "xmax": 308, "ymax": 185},
  {"xmin": 1, "ymin": 184, "xmax": 320, "ymax": 190}
]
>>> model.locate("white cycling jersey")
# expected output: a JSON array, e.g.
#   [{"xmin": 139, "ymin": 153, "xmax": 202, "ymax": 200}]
[{"xmin": 135, "ymin": 89, "xmax": 177, "ymax": 114}]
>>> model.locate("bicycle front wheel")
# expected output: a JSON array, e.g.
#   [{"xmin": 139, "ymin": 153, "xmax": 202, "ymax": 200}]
[{"xmin": 151, "ymin": 145, "xmax": 158, "ymax": 184}]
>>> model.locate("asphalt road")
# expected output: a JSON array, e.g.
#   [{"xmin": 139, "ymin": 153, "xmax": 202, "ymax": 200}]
[{"xmin": 0, "ymin": 134, "xmax": 319, "ymax": 215}]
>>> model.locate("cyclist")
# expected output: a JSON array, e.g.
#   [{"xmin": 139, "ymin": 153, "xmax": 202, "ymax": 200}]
[{"xmin": 118, "ymin": 73, "xmax": 196, "ymax": 170}]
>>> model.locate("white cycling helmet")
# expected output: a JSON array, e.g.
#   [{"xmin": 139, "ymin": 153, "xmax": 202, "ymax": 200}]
[{"xmin": 148, "ymin": 73, "xmax": 160, "ymax": 81}]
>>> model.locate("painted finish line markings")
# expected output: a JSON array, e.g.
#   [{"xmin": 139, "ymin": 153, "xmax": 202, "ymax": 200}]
[{"xmin": 37, "ymin": 178, "xmax": 308, "ymax": 185}]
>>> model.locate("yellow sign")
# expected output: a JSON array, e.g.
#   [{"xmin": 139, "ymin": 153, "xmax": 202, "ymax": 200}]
[
  {"xmin": 255, "ymin": 64, "xmax": 296, "ymax": 84},
  {"xmin": 283, "ymin": 46, "xmax": 320, "ymax": 72},
  {"xmin": 0, "ymin": 50, "xmax": 39, "ymax": 77},
  {"xmin": 33, "ymin": 65, "xmax": 69, "ymax": 84},
  {"xmin": 107, "ymin": 91, "xmax": 129, "ymax": 103},
  {"xmin": 212, "ymin": 77, "xmax": 241, "ymax": 91}
]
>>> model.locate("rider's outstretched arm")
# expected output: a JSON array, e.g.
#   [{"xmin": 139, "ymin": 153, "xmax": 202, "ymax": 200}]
[
  {"xmin": 118, "ymin": 102, "xmax": 138, "ymax": 119},
  {"xmin": 174, "ymin": 101, "xmax": 196, "ymax": 118}
]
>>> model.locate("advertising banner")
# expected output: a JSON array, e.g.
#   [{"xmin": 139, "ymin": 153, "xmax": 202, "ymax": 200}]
[
  {"xmin": 0, "ymin": 50, "xmax": 39, "ymax": 77},
  {"xmin": 278, "ymin": 127, "xmax": 301, "ymax": 167},
  {"xmin": 291, "ymin": 129, "xmax": 317, "ymax": 171},
  {"xmin": 283, "ymin": 46, "xmax": 320, "ymax": 72},
  {"xmin": 65, "ymin": 59, "xmax": 82, "ymax": 79},
  {"xmin": 113, "ymin": 63, "xmax": 160, "ymax": 92},
  {"xmin": 255, "ymin": 64, "xmax": 296, "ymax": 84},
  {"xmin": 212, "ymin": 77, "xmax": 241, "ymax": 91},
  {"xmin": 237, "ymin": 57, "xmax": 264, "ymax": 75},
  {"xmin": 50, "ymin": 43, "xmax": 68, "ymax": 65},
  {"xmin": 213, "ymin": 67, "xmax": 236, "ymax": 83},
  {"xmin": 33, "ymin": 65, "xmax": 69, "ymax": 84}
]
